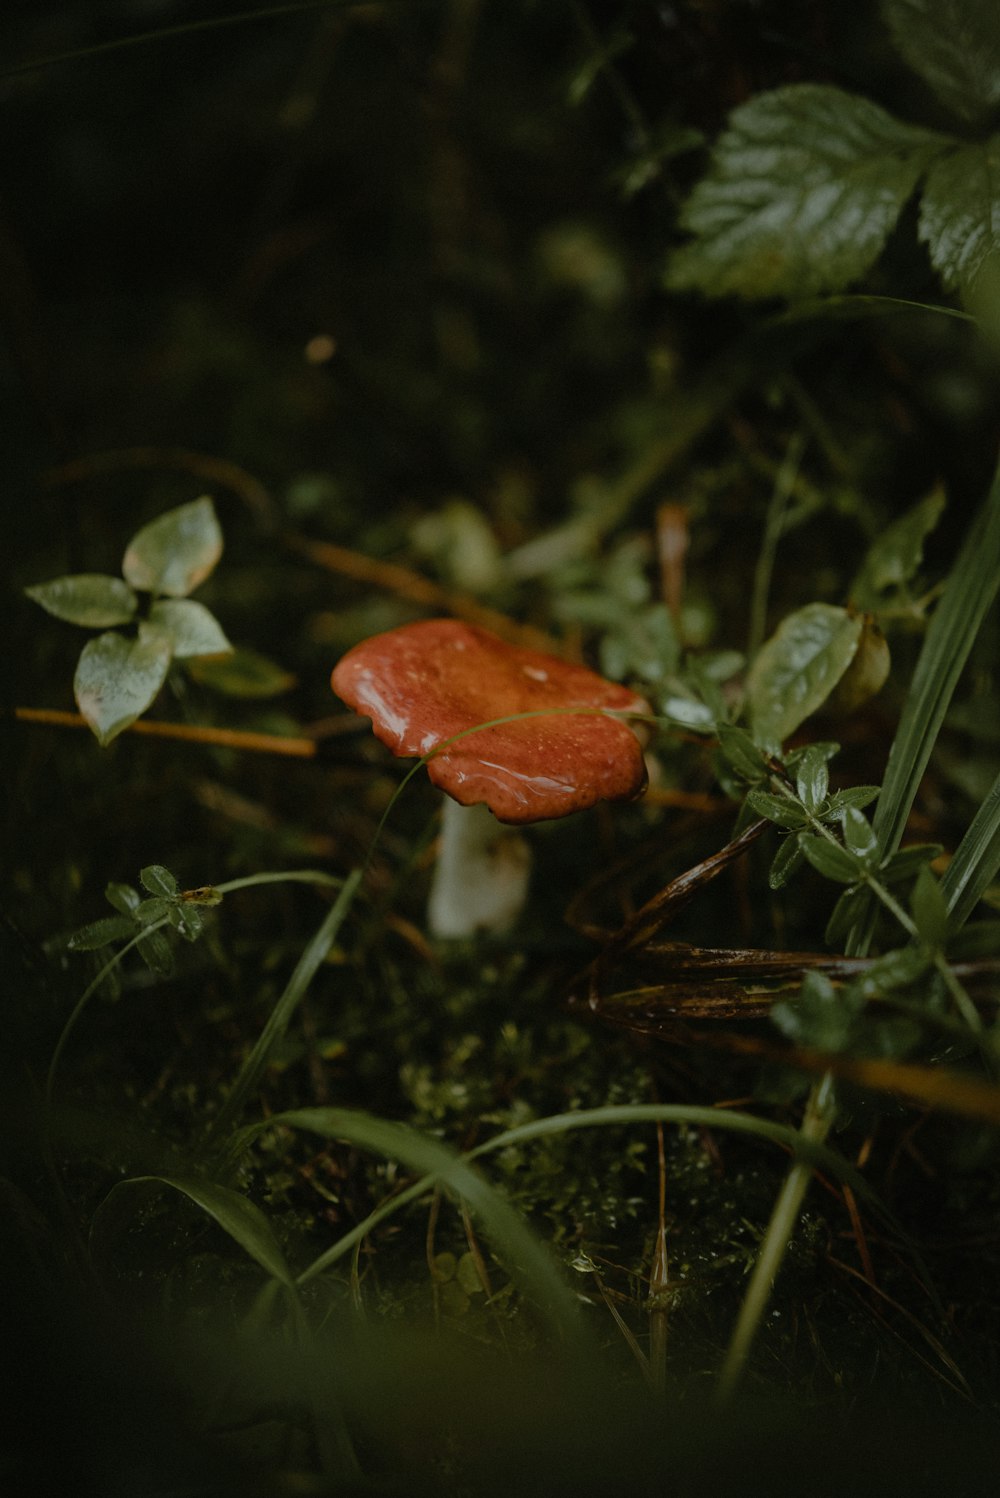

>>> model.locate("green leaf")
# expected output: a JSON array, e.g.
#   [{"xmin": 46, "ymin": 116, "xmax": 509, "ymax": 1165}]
[
  {"xmin": 186, "ymin": 647, "xmax": 296, "ymax": 698},
  {"xmin": 825, "ymin": 786, "xmax": 881, "ymax": 816},
  {"xmin": 882, "ymin": 0, "xmax": 1000, "ymax": 125},
  {"xmin": 826, "ymin": 885, "xmax": 869, "ymax": 948},
  {"xmin": 136, "ymin": 928, "xmax": 174, "ymax": 977},
  {"xmin": 121, "ymin": 496, "xmax": 223, "ymax": 598},
  {"xmin": 794, "ymin": 746, "xmax": 830, "ymax": 812},
  {"xmin": 850, "ymin": 488, "xmax": 946, "ymax": 607},
  {"xmin": 841, "ymin": 806, "xmax": 878, "ymax": 863},
  {"xmin": 24, "ymin": 574, "xmax": 138, "ymax": 628},
  {"xmin": 881, "ymin": 843, "xmax": 944, "ymax": 882},
  {"xmin": 134, "ymin": 897, "xmax": 170, "ymax": 925},
  {"xmin": 911, "ymin": 865, "xmax": 949, "ymax": 948},
  {"xmin": 771, "ymin": 970, "xmax": 862, "ymax": 1051},
  {"xmin": 105, "ymin": 881, "xmax": 140, "ymax": 914},
  {"xmin": 73, "ymin": 631, "xmax": 172, "ymax": 746},
  {"xmin": 716, "ymin": 723, "xmax": 770, "ymax": 783},
  {"xmin": 168, "ymin": 903, "xmax": 204, "ymax": 942},
  {"xmin": 799, "ymin": 834, "xmax": 864, "ymax": 884},
  {"xmin": 124, "ymin": 1174, "xmax": 293, "ymax": 1286},
  {"xmin": 784, "ymin": 742, "xmax": 840, "ymax": 773},
  {"xmin": 666, "ymin": 85, "xmax": 945, "ymax": 300},
  {"xmin": 941, "ymin": 770, "xmax": 1000, "ymax": 930},
  {"xmin": 847, "ymin": 462, "xmax": 1000, "ymax": 954},
  {"xmin": 145, "ymin": 600, "xmax": 232, "ymax": 659},
  {"xmin": 919, "ymin": 137, "xmax": 1000, "ymax": 294},
  {"xmin": 140, "ymin": 865, "xmax": 179, "ymax": 898},
  {"xmin": 67, "ymin": 915, "xmax": 138, "ymax": 952},
  {"xmin": 747, "ymin": 603, "xmax": 863, "ymax": 748},
  {"xmin": 745, "ymin": 789, "xmax": 809, "ymax": 830},
  {"xmin": 858, "ymin": 945, "xmax": 931, "ymax": 995},
  {"xmin": 769, "ymin": 833, "xmax": 805, "ymax": 890}
]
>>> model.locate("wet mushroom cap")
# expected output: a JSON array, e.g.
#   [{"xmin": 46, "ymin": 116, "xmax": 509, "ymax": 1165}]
[{"xmin": 331, "ymin": 618, "xmax": 648, "ymax": 824}]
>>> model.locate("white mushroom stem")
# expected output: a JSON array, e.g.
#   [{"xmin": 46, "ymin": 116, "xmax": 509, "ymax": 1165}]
[{"xmin": 427, "ymin": 796, "xmax": 532, "ymax": 939}]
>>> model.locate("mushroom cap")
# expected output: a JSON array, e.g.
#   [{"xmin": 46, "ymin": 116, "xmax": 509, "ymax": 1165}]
[{"xmin": 331, "ymin": 618, "xmax": 648, "ymax": 824}]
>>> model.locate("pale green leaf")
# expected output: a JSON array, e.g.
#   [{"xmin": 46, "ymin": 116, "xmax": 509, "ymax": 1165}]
[
  {"xmin": 186, "ymin": 646, "xmax": 296, "ymax": 697},
  {"xmin": 73, "ymin": 631, "xmax": 172, "ymax": 746},
  {"xmin": 146, "ymin": 599, "xmax": 232, "ymax": 658},
  {"xmin": 667, "ymin": 85, "xmax": 945, "ymax": 300},
  {"xmin": 850, "ymin": 488, "xmax": 946, "ymax": 606},
  {"xmin": 882, "ymin": 0, "xmax": 1000, "ymax": 124},
  {"xmin": 25, "ymin": 574, "xmax": 138, "ymax": 628},
  {"xmin": 122, "ymin": 496, "xmax": 223, "ymax": 598},
  {"xmin": 140, "ymin": 865, "xmax": 178, "ymax": 897},
  {"xmin": 919, "ymin": 137, "xmax": 1000, "ymax": 293},
  {"xmin": 747, "ymin": 603, "xmax": 863, "ymax": 748}
]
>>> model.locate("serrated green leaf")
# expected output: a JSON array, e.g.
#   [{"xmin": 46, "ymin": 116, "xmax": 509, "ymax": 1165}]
[
  {"xmin": 73, "ymin": 631, "xmax": 172, "ymax": 746},
  {"xmin": 825, "ymin": 786, "xmax": 881, "ymax": 815},
  {"xmin": 882, "ymin": 0, "xmax": 1000, "ymax": 125},
  {"xmin": 794, "ymin": 746, "xmax": 830, "ymax": 812},
  {"xmin": 880, "ymin": 843, "xmax": 944, "ymax": 882},
  {"xmin": 841, "ymin": 805, "xmax": 878, "ymax": 862},
  {"xmin": 911, "ymin": 865, "xmax": 949, "ymax": 948},
  {"xmin": 24, "ymin": 574, "xmax": 138, "ymax": 628},
  {"xmin": 850, "ymin": 489, "xmax": 946, "ymax": 606},
  {"xmin": 122, "ymin": 496, "xmax": 223, "ymax": 598},
  {"xmin": 67, "ymin": 914, "xmax": 138, "ymax": 951},
  {"xmin": 667, "ymin": 84, "xmax": 945, "ymax": 301},
  {"xmin": 800, "ymin": 834, "xmax": 864, "ymax": 884},
  {"xmin": 919, "ymin": 137, "xmax": 1000, "ymax": 293},
  {"xmin": 769, "ymin": 834, "xmax": 805, "ymax": 890},
  {"xmin": 186, "ymin": 647, "xmax": 296, "ymax": 698},
  {"xmin": 140, "ymin": 865, "xmax": 179, "ymax": 897},
  {"xmin": 136, "ymin": 928, "xmax": 174, "ymax": 977},
  {"xmin": 105, "ymin": 881, "xmax": 140, "ymax": 915},
  {"xmin": 747, "ymin": 603, "xmax": 862, "ymax": 748},
  {"xmin": 145, "ymin": 599, "xmax": 232, "ymax": 659},
  {"xmin": 745, "ymin": 789, "xmax": 809, "ymax": 830},
  {"xmin": 717, "ymin": 723, "xmax": 770, "ymax": 782}
]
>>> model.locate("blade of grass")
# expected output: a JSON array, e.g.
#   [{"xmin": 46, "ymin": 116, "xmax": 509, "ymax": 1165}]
[
  {"xmin": 847, "ymin": 460, "xmax": 1000, "ymax": 956},
  {"xmin": 941, "ymin": 770, "xmax": 1000, "ymax": 930},
  {"xmin": 204, "ymin": 869, "xmax": 362, "ymax": 1150}
]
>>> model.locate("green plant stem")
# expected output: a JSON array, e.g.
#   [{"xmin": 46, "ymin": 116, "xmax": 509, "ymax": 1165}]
[
  {"xmin": 717, "ymin": 1073, "xmax": 837, "ymax": 1403},
  {"xmin": 748, "ymin": 432, "xmax": 805, "ymax": 662}
]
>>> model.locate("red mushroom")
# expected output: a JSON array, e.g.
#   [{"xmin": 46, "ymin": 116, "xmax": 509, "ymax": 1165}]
[{"xmin": 332, "ymin": 619, "xmax": 648, "ymax": 936}]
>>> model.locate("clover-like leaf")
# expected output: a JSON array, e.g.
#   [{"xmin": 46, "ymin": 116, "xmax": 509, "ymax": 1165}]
[
  {"xmin": 747, "ymin": 603, "xmax": 863, "ymax": 749},
  {"xmin": 122, "ymin": 496, "xmax": 223, "ymax": 598},
  {"xmin": 67, "ymin": 915, "xmax": 139, "ymax": 952},
  {"xmin": 146, "ymin": 599, "xmax": 232, "ymax": 658},
  {"xmin": 667, "ymin": 85, "xmax": 945, "ymax": 301},
  {"xmin": 74, "ymin": 631, "xmax": 173, "ymax": 746},
  {"xmin": 25, "ymin": 574, "xmax": 138, "ymax": 628},
  {"xmin": 140, "ymin": 865, "xmax": 179, "ymax": 898}
]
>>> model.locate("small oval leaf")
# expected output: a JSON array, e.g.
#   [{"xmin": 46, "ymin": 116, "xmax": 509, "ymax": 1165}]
[
  {"xmin": 140, "ymin": 865, "xmax": 179, "ymax": 897},
  {"xmin": 747, "ymin": 603, "xmax": 863, "ymax": 749},
  {"xmin": 25, "ymin": 574, "xmax": 138, "ymax": 628},
  {"xmin": 74, "ymin": 631, "xmax": 172, "ymax": 746},
  {"xmin": 122, "ymin": 496, "xmax": 223, "ymax": 598},
  {"xmin": 145, "ymin": 599, "xmax": 232, "ymax": 658}
]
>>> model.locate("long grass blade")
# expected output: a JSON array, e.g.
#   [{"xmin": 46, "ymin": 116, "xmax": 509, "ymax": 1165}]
[
  {"xmin": 941, "ymin": 769, "xmax": 1000, "ymax": 930},
  {"xmin": 847, "ymin": 461, "xmax": 1000, "ymax": 955}
]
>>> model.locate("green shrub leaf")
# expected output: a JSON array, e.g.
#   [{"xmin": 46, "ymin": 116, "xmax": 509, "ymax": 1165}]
[
  {"xmin": 145, "ymin": 599, "xmax": 232, "ymax": 658},
  {"xmin": 186, "ymin": 646, "xmax": 296, "ymax": 698},
  {"xmin": 850, "ymin": 488, "xmax": 945, "ymax": 607},
  {"xmin": 745, "ymin": 790, "xmax": 809, "ymax": 830},
  {"xmin": 122, "ymin": 496, "xmax": 223, "ymax": 598},
  {"xmin": 919, "ymin": 137, "xmax": 1000, "ymax": 294},
  {"xmin": 769, "ymin": 834, "xmax": 805, "ymax": 890},
  {"xmin": 716, "ymin": 723, "xmax": 770, "ymax": 783},
  {"xmin": 25, "ymin": 574, "xmax": 138, "ymax": 628},
  {"xmin": 667, "ymin": 85, "xmax": 945, "ymax": 300},
  {"xmin": 747, "ymin": 603, "xmax": 863, "ymax": 748},
  {"xmin": 800, "ymin": 834, "xmax": 864, "ymax": 884},
  {"xmin": 882, "ymin": 0, "xmax": 1000, "ymax": 125},
  {"xmin": 794, "ymin": 745, "xmax": 830, "ymax": 812},
  {"xmin": 841, "ymin": 806, "xmax": 879, "ymax": 863},
  {"xmin": 74, "ymin": 631, "xmax": 172, "ymax": 746}
]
